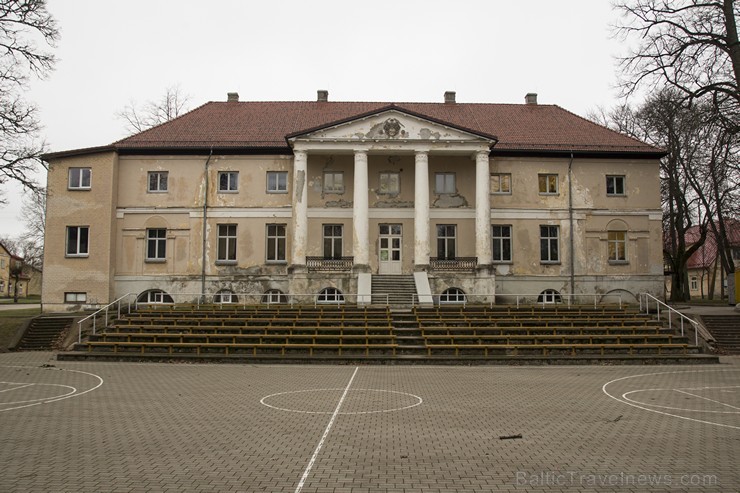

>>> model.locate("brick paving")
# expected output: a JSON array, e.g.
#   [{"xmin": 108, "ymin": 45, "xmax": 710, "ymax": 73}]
[{"xmin": 0, "ymin": 352, "xmax": 738, "ymax": 492}]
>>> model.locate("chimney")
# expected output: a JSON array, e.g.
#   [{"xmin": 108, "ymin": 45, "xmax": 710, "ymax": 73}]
[
  {"xmin": 317, "ymin": 89, "xmax": 329, "ymax": 102},
  {"xmin": 444, "ymin": 91, "xmax": 456, "ymax": 104},
  {"xmin": 227, "ymin": 92, "xmax": 239, "ymax": 102},
  {"xmin": 525, "ymin": 93, "xmax": 538, "ymax": 105}
]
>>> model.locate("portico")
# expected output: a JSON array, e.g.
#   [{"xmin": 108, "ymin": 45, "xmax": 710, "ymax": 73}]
[{"xmin": 287, "ymin": 108, "xmax": 497, "ymax": 276}]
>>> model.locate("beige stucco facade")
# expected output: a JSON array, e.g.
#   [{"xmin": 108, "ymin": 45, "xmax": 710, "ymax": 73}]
[{"xmin": 41, "ymin": 106, "xmax": 664, "ymax": 310}]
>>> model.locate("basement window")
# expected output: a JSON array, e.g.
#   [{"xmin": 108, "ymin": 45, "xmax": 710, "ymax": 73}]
[{"xmin": 64, "ymin": 292, "xmax": 87, "ymax": 303}]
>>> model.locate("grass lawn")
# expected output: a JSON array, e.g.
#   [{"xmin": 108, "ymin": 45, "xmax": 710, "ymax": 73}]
[
  {"xmin": 0, "ymin": 295, "xmax": 41, "ymax": 305},
  {"xmin": 0, "ymin": 308, "xmax": 41, "ymax": 350}
]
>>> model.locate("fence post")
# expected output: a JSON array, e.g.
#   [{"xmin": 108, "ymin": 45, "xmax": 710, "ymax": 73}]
[
  {"xmin": 78, "ymin": 321, "xmax": 82, "ymax": 343},
  {"xmin": 680, "ymin": 317, "xmax": 684, "ymax": 337}
]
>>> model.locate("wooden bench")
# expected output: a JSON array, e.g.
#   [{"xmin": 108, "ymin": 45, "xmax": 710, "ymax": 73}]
[
  {"xmin": 425, "ymin": 343, "xmax": 690, "ymax": 357},
  {"xmin": 83, "ymin": 341, "xmax": 398, "ymax": 356}
]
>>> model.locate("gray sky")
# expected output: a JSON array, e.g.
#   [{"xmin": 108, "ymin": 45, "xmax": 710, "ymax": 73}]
[{"xmin": 0, "ymin": 0, "xmax": 629, "ymax": 239}]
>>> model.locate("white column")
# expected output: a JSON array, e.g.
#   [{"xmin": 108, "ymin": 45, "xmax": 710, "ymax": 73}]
[
  {"xmin": 414, "ymin": 151, "xmax": 430, "ymax": 268},
  {"xmin": 475, "ymin": 150, "xmax": 492, "ymax": 265},
  {"xmin": 353, "ymin": 150, "xmax": 370, "ymax": 268},
  {"xmin": 291, "ymin": 150, "xmax": 308, "ymax": 266}
]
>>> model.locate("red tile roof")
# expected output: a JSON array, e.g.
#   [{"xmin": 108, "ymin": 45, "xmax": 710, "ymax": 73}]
[{"xmin": 50, "ymin": 100, "xmax": 666, "ymax": 158}]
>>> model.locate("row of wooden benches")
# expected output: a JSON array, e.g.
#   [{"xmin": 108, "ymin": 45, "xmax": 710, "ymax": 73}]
[{"xmin": 114, "ymin": 318, "xmax": 394, "ymax": 328}]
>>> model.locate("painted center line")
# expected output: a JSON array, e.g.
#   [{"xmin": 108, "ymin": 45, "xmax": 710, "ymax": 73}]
[{"xmin": 295, "ymin": 366, "xmax": 359, "ymax": 493}]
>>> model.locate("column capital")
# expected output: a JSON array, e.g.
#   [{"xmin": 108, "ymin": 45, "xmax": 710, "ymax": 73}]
[{"xmin": 474, "ymin": 149, "xmax": 490, "ymax": 160}]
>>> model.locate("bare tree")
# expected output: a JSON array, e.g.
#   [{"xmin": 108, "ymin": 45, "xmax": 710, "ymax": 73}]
[
  {"xmin": 0, "ymin": 0, "xmax": 59, "ymax": 199},
  {"xmin": 117, "ymin": 85, "xmax": 191, "ymax": 134},
  {"xmin": 615, "ymin": 0, "xmax": 740, "ymax": 129},
  {"xmin": 18, "ymin": 187, "xmax": 45, "ymax": 269}
]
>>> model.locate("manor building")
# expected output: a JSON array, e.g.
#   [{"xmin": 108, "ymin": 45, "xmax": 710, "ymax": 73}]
[{"xmin": 41, "ymin": 91, "xmax": 665, "ymax": 311}]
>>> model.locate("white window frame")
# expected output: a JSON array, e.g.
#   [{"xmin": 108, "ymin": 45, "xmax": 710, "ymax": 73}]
[
  {"xmin": 266, "ymin": 171, "xmax": 288, "ymax": 193},
  {"xmin": 148, "ymin": 171, "xmax": 169, "ymax": 192},
  {"xmin": 540, "ymin": 225, "xmax": 560, "ymax": 263},
  {"xmin": 606, "ymin": 175, "xmax": 626, "ymax": 196},
  {"xmin": 690, "ymin": 277, "xmax": 698, "ymax": 290},
  {"xmin": 323, "ymin": 171, "xmax": 344, "ymax": 193},
  {"xmin": 146, "ymin": 228, "xmax": 167, "ymax": 262},
  {"xmin": 68, "ymin": 168, "xmax": 91, "ymax": 190},
  {"xmin": 323, "ymin": 224, "xmax": 343, "ymax": 260},
  {"xmin": 218, "ymin": 171, "xmax": 239, "ymax": 192},
  {"xmin": 436, "ymin": 224, "xmax": 457, "ymax": 260},
  {"xmin": 217, "ymin": 224, "xmax": 237, "ymax": 263},
  {"xmin": 378, "ymin": 172, "xmax": 400, "ymax": 195},
  {"xmin": 491, "ymin": 225, "xmax": 512, "ymax": 263},
  {"xmin": 64, "ymin": 292, "xmax": 87, "ymax": 303},
  {"xmin": 538, "ymin": 174, "xmax": 558, "ymax": 194},
  {"xmin": 435, "ymin": 173, "xmax": 456, "ymax": 194},
  {"xmin": 317, "ymin": 287, "xmax": 345, "ymax": 304},
  {"xmin": 490, "ymin": 173, "xmax": 511, "ymax": 194},
  {"xmin": 266, "ymin": 224, "xmax": 287, "ymax": 263},
  {"xmin": 66, "ymin": 226, "xmax": 89, "ymax": 257},
  {"xmin": 608, "ymin": 231, "xmax": 627, "ymax": 262}
]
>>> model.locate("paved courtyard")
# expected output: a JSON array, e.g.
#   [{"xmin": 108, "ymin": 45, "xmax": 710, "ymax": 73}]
[{"xmin": 1, "ymin": 352, "xmax": 739, "ymax": 492}]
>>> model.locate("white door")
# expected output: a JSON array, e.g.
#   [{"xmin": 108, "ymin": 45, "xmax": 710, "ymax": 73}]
[{"xmin": 378, "ymin": 224, "xmax": 402, "ymax": 274}]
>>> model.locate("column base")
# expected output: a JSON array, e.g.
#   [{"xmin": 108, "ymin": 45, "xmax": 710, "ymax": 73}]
[
  {"xmin": 352, "ymin": 264, "xmax": 371, "ymax": 274},
  {"xmin": 476, "ymin": 264, "xmax": 494, "ymax": 276},
  {"xmin": 414, "ymin": 264, "xmax": 430, "ymax": 272}
]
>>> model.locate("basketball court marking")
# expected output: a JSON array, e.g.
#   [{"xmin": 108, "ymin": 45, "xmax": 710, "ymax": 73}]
[
  {"xmin": 0, "ymin": 365, "xmax": 104, "ymax": 413},
  {"xmin": 602, "ymin": 369, "xmax": 740, "ymax": 430},
  {"xmin": 260, "ymin": 388, "xmax": 423, "ymax": 415}
]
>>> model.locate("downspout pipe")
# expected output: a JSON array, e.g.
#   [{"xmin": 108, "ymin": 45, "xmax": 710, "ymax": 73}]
[
  {"xmin": 201, "ymin": 148, "xmax": 213, "ymax": 300},
  {"xmin": 568, "ymin": 151, "xmax": 575, "ymax": 297}
]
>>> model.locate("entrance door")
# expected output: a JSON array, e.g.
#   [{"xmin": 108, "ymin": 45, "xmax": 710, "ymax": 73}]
[{"xmin": 379, "ymin": 224, "xmax": 402, "ymax": 274}]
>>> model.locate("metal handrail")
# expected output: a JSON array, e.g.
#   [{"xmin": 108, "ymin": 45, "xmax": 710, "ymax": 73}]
[
  {"xmin": 77, "ymin": 293, "xmax": 138, "ymax": 343},
  {"xmin": 411, "ymin": 293, "xmax": 621, "ymax": 309},
  {"xmin": 638, "ymin": 293, "xmax": 700, "ymax": 346}
]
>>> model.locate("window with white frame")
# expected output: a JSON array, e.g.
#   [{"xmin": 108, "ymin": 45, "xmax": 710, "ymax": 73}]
[
  {"xmin": 492, "ymin": 225, "xmax": 512, "ymax": 262},
  {"xmin": 435, "ymin": 173, "xmax": 456, "ymax": 194},
  {"xmin": 608, "ymin": 231, "xmax": 627, "ymax": 262},
  {"xmin": 66, "ymin": 226, "xmax": 89, "ymax": 257},
  {"xmin": 137, "ymin": 289, "xmax": 174, "ymax": 304},
  {"xmin": 217, "ymin": 224, "xmax": 237, "ymax": 263},
  {"xmin": 690, "ymin": 277, "xmax": 698, "ymax": 290},
  {"xmin": 68, "ymin": 168, "xmax": 91, "ymax": 190},
  {"xmin": 378, "ymin": 172, "xmax": 400, "ymax": 194},
  {"xmin": 64, "ymin": 292, "xmax": 87, "ymax": 303},
  {"xmin": 267, "ymin": 171, "xmax": 288, "ymax": 193},
  {"xmin": 146, "ymin": 228, "xmax": 167, "ymax": 261},
  {"xmin": 490, "ymin": 173, "xmax": 511, "ymax": 194},
  {"xmin": 317, "ymin": 287, "xmax": 344, "ymax": 304},
  {"xmin": 538, "ymin": 174, "xmax": 558, "ymax": 194},
  {"xmin": 436, "ymin": 225, "xmax": 456, "ymax": 260},
  {"xmin": 323, "ymin": 224, "xmax": 343, "ymax": 259},
  {"xmin": 440, "ymin": 287, "xmax": 466, "ymax": 304},
  {"xmin": 540, "ymin": 225, "xmax": 560, "ymax": 263},
  {"xmin": 218, "ymin": 171, "xmax": 238, "ymax": 192},
  {"xmin": 148, "ymin": 171, "xmax": 168, "ymax": 192},
  {"xmin": 323, "ymin": 171, "xmax": 344, "ymax": 193},
  {"xmin": 262, "ymin": 289, "xmax": 288, "ymax": 304},
  {"xmin": 214, "ymin": 289, "xmax": 236, "ymax": 303},
  {"xmin": 266, "ymin": 224, "xmax": 286, "ymax": 262},
  {"xmin": 606, "ymin": 175, "xmax": 626, "ymax": 196},
  {"xmin": 538, "ymin": 289, "xmax": 562, "ymax": 303}
]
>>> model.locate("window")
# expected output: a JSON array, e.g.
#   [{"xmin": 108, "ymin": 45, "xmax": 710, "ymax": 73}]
[
  {"xmin": 267, "ymin": 171, "xmax": 288, "ymax": 193},
  {"xmin": 323, "ymin": 224, "xmax": 343, "ymax": 259},
  {"xmin": 0, "ymin": 259, "xmax": 4, "ymax": 269},
  {"xmin": 731, "ymin": 248, "xmax": 740, "ymax": 261},
  {"xmin": 492, "ymin": 225, "xmax": 512, "ymax": 262},
  {"xmin": 146, "ymin": 228, "xmax": 167, "ymax": 261},
  {"xmin": 606, "ymin": 175, "xmax": 626, "ymax": 196},
  {"xmin": 538, "ymin": 174, "xmax": 558, "ymax": 194},
  {"xmin": 266, "ymin": 224, "xmax": 287, "ymax": 262},
  {"xmin": 66, "ymin": 226, "xmax": 89, "ymax": 257},
  {"xmin": 540, "ymin": 225, "xmax": 560, "ymax": 263},
  {"xmin": 490, "ymin": 173, "xmax": 511, "ymax": 194},
  {"xmin": 64, "ymin": 292, "xmax": 87, "ymax": 303},
  {"xmin": 217, "ymin": 224, "xmax": 237, "ymax": 263},
  {"xmin": 690, "ymin": 277, "xmax": 698, "ymax": 291},
  {"xmin": 137, "ymin": 289, "xmax": 173, "ymax": 304},
  {"xmin": 262, "ymin": 289, "xmax": 288, "ymax": 304},
  {"xmin": 378, "ymin": 172, "xmax": 400, "ymax": 194},
  {"xmin": 538, "ymin": 289, "xmax": 562, "ymax": 304},
  {"xmin": 323, "ymin": 172, "xmax": 344, "ymax": 193},
  {"xmin": 68, "ymin": 168, "xmax": 91, "ymax": 189},
  {"xmin": 608, "ymin": 231, "xmax": 627, "ymax": 262},
  {"xmin": 435, "ymin": 173, "xmax": 456, "ymax": 194},
  {"xmin": 213, "ymin": 289, "xmax": 236, "ymax": 304},
  {"xmin": 436, "ymin": 225, "xmax": 457, "ymax": 260},
  {"xmin": 218, "ymin": 171, "xmax": 238, "ymax": 192},
  {"xmin": 148, "ymin": 171, "xmax": 168, "ymax": 192},
  {"xmin": 317, "ymin": 287, "xmax": 344, "ymax": 304},
  {"xmin": 440, "ymin": 288, "xmax": 466, "ymax": 304}
]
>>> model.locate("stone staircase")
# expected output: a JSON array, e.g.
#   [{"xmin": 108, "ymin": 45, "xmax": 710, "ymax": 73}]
[
  {"xmin": 701, "ymin": 314, "xmax": 740, "ymax": 353},
  {"xmin": 17, "ymin": 316, "xmax": 75, "ymax": 351},
  {"xmin": 371, "ymin": 275, "xmax": 417, "ymax": 306},
  {"xmin": 390, "ymin": 310, "xmax": 426, "ymax": 356}
]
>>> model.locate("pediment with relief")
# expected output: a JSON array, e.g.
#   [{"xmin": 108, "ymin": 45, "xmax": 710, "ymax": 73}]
[{"xmin": 291, "ymin": 109, "xmax": 495, "ymax": 144}]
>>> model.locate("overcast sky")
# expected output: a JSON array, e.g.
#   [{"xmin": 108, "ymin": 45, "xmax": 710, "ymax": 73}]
[{"xmin": 0, "ymin": 0, "xmax": 631, "ymax": 239}]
